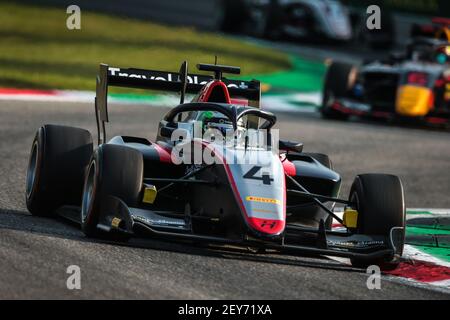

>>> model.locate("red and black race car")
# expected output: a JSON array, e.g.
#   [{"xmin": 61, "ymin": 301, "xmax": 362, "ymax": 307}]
[{"xmin": 25, "ymin": 61, "xmax": 406, "ymax": 269}]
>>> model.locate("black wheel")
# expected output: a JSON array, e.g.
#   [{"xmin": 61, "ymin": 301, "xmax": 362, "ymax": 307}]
[
  {"xmin": 81, "ymin": 144, "xmax": 143, "ymax": 241},
  {"xmin": 321, "ymin": 62, "xmax": 356, "ymax": 120},
  {"xmin": 26, "ymin": 125, "xmax": 93, "ymax": 216},
  {"xmin": 349, "ymin": 174, "xmax": 405, "ymax": 269}
]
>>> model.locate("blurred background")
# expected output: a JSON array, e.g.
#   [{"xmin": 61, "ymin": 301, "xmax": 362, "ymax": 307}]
[{"xmin": 1, "ymin": 0, "xmax": 448, "ymax": 95}]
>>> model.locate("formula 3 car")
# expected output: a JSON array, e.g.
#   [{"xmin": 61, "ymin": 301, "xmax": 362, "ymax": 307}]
[
  {"xmin": 321, "ymin": 37, "xmax": 450, "ymax": 126},
  {"xmin": 411, "ymin": 17, "xmax": 450, "ymax": 42},
  {"xmin": 26, "ymin": 61, "xmax": 405, "ymax": 269},
  {"xmin": 222, "ymin": 0, "xmax": 353, "ymax": 42}
]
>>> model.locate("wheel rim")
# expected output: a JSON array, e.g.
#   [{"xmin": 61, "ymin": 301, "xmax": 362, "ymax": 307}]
[
  {"xmin": 81, "ymin": 161, "xmax": 96, "ymax": 222},
  {"xmin": 26, "ymin": 142, "xmax": 38, "ymax": 198}
]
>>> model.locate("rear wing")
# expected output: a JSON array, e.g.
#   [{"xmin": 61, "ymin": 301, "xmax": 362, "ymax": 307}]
[
  {"xmin": 95, "ymin": 62, "xmax": 261, "ymax": 144},
  {"xmin": 95, "ymin": 63, "xmax": 261, "ymax": 123}
]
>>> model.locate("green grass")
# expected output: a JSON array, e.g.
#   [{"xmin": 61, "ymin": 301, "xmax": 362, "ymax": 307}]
[{"xmin": 0, "ymin": 2, "xmax": 290, "ymax": 91}]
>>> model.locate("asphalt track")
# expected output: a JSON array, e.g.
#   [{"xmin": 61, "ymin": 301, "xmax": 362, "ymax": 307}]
[{"xmin": 0, "ymin": 100, "xmax": 449, "ymax": 299}]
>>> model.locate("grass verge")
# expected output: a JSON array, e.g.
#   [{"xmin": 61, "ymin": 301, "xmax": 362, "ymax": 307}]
[{"xmin": 0, "ymin": 2, "xmax": 290, "ymax": 91}]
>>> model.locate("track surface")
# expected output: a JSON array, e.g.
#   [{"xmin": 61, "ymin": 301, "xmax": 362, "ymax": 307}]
[{"xmin": 0, "ymin": 100, "xmax": 449, "ymax": 299}]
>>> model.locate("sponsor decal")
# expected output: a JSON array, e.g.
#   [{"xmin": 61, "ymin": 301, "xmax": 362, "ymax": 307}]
[
  {"xmin": 327, "ymin": 239, "xmax": 385, "ymax": 249},
  {"xmin": 108, "ymin": 68, "xmax": 250, "ymax": 89},
  {"xmin": 260, "ymin": 220, "xmax": 277, "ymax": 229},
  {"xmin": 133, "ymin": 215, "xmax": 185, "ymax": 228},
  {"xmin": 245, "ymin": 196, "xmax": 280, "ymax": 205}
]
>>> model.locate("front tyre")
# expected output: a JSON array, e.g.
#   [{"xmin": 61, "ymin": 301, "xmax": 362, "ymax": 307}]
[
  {"xmin": 26, "ymin": 125, "xmax": 93, "ymax": 216},
  {"xmin": 81, "ymin": 144, "xmax": 143, "ymax": 241},
  {"xmin": 321, "ymin": 62, "xmax": 356, "ymax": 120},
  {"xmin": 349, "ymin": 174, "xmax": 405, "ymax": 270}
]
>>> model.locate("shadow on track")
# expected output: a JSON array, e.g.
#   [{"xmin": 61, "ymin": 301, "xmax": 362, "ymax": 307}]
[{"xmin": 0, "ymin": 208, "xmax": 361, "ymax": 274}]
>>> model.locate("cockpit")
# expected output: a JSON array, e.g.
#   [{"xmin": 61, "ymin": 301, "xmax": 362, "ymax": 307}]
[{"xmin": 158, "ymin": 103, "xmax": 276, "ymax": 148}]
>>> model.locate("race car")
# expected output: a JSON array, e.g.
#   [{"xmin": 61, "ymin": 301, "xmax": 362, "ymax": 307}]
[
  {"xmin": 321, "ymin": 37, "xmax": 450, "ymax": 126},
  {"xmin": 221, "ymin": 0, "xmax": 353, "ymax": 42},
  {"xmin": 25, "ymin": 61, "xmax": 406, "ymax": 269},
  {"xmin": 411, "ymin": 17, "xmax": 450, "ymax": 42}
]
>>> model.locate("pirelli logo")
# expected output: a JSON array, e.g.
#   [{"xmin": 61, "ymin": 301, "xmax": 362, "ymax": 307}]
[{"xmin": 246, "ymin": 196, "xmax": 280, "ymax": 205}]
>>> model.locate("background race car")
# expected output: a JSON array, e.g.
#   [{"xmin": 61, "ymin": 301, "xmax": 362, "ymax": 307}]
[
  {"xmin": 321, "ymin": 38, "xmax": 450, "ymax": 125},
  {"xmin": 222, "ymin": 0, "xmax": 353, "ymax": 41}
]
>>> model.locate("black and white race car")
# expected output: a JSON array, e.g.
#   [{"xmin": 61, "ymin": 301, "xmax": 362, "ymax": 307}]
[
  {"xmin": 25, "ymin": 61, "xmax": 406, "ymax": 269},
  {"xmin": 222, "ymin": 0, "xmax": 353, "ymax": 41}
]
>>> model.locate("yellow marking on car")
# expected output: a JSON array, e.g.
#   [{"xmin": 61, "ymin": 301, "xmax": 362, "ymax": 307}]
[
  {"xmin": 142, "ymin": 184, "xmax": 157, "ymax": 204},
  {"xmin": 111, "ymin": 217, "xmax": 122, "ymax": 229},
  {"xmin": 396, "ymin": 85, "xmax": 433, "ymax": 117},
  {"xmin": 343, "ymin": 208, "xmax": 358, "ymax": 228},
  {"xmin": 246, "ymin": 196, "xmax": 280, "ymax": 205}
]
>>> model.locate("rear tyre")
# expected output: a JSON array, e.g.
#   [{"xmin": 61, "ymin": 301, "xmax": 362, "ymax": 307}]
[
  {"xmin": 321, "ymin": 62, "xmax": 355, "ymax": 120},
  {"xmin": 349, "ymin": 174, "xmax": 405, "ymax": 270},
  {"xmin": 26, "ymin": 125, "xmax": 93, "ymax": 217},
  {"xmin": 81, "ymin": 144, "xmax": 143, "ymax": 241}
]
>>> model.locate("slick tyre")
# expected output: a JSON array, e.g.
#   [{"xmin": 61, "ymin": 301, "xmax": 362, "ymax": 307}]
[
  {"xmin": 321, "ymin": 62, "xmax": 356, "ymax": 120},
  {"xmin": 349, "ymin": 174, "xmax": 405, "ymax": 270},
  {"xmin": 26, "ymin": 125, "xmax": 93, "ymax": 217},
  {"xmin": 81, "ymin": 144, "xmax": 143, "ymax": 241}
]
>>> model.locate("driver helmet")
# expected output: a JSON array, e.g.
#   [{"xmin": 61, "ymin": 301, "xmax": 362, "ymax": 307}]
[{"xmin": 199, "ymin": 111, "xmax": 246, "ymax": 140}]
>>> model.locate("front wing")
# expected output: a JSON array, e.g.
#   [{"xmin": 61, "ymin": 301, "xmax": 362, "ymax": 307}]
[{"xmin": 58, "ymin": 195, "xmax": 403, "ymax": 262}]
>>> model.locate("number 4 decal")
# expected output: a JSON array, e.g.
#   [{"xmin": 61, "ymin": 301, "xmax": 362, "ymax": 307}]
[{"xmin": 243, "ymin": 166, "xmax": 273, "ymax": 185}]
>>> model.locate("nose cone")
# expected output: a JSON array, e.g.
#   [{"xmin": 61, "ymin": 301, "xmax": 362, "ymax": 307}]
[
  {"xmin": 223, "ymin": 149, "xmax": 286, "ymax": 237},
  {"xmin": 247, "ymin": 217, "xmax": 285, "ymax": 236}
]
